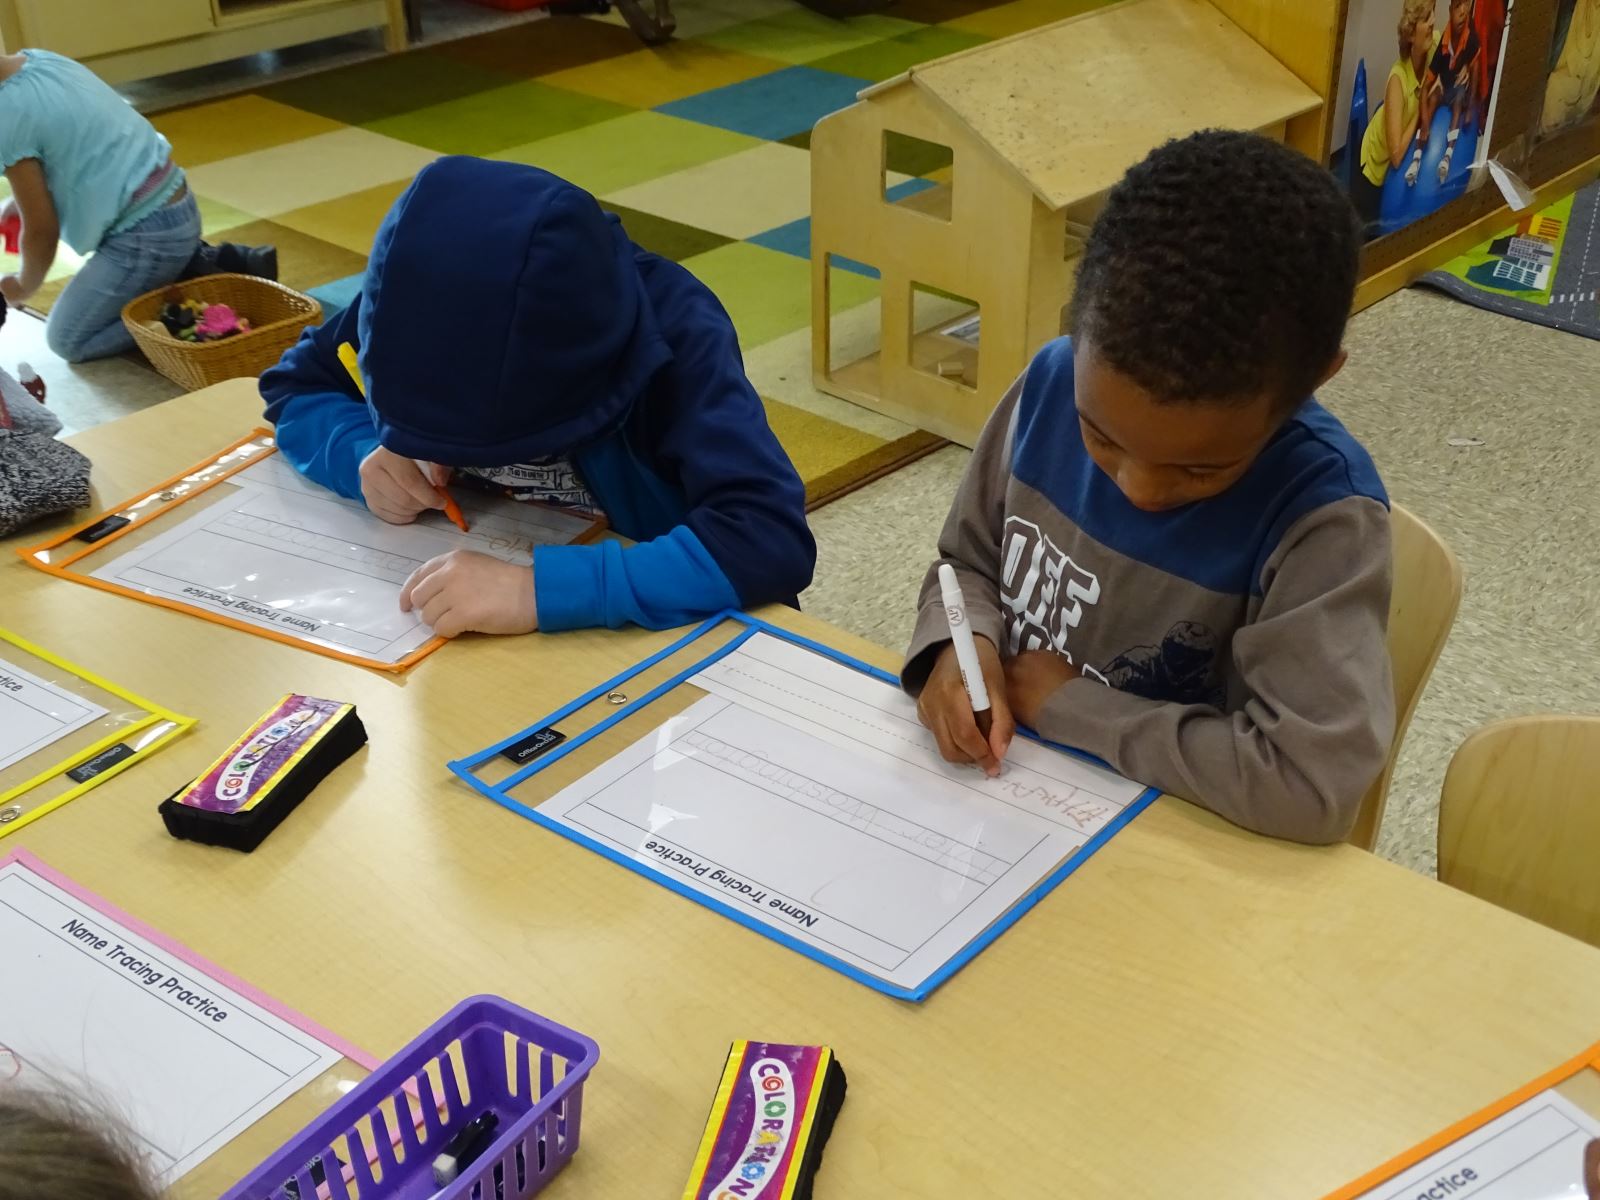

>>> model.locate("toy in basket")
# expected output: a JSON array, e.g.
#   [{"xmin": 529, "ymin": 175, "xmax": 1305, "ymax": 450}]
[
  {"xmin": 222, "ymin": 996, "xmax": 599, "ymax": 1200},
  {"xmin": 158, "ymin": 288, "xmax": 253, "ymax": 342},
  {"xmin": 121, "ymin": 273, "xmax": 321, "ymax": 393}
]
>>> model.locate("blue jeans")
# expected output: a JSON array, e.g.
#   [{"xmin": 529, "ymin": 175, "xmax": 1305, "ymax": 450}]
[{"xmin": 46, "ymin": 190, "xmax": 201, "ymax": 363}]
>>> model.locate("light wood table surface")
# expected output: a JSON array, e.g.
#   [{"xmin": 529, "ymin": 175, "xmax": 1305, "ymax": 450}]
[{"xmin": 6, "ymin": 380, "xmax": 1600, "ymax": 1199}]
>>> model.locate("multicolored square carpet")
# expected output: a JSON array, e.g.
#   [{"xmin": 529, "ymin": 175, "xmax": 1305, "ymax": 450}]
[{"xmin": 34, "ymin": 0, "xmax": 1103, "ymax": 504}]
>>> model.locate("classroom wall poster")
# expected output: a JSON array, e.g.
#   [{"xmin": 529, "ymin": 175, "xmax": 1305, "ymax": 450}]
[
  {"xmin": 1540, "ymin": 0, "xmax": 1600, "ymax": 137},
  {"xmin": 1333, "ymin": 0, "xmax": 1515, "ymax": 239}
]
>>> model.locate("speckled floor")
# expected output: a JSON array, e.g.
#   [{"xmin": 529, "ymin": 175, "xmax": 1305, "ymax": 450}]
[
  {"xmin": 3, "ymin": 310, "xmax": 183, "ymax": 436},
  {"xmin": 801, "ymin": 287, "xmax": 1600, "ymax": 875}
]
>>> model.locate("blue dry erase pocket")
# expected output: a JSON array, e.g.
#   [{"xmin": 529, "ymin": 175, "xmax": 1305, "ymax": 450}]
[{"xmin": 447, "ymin": 611, "xmax": 1158, "ymax": 1001}]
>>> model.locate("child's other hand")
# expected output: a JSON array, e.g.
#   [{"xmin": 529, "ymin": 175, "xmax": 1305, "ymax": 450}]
[
  {"xmin": 916, "ymin": 637, "xmax": 1014, "ymax": 776},
  {"xmin": 398, "ymin": 550, "xmax": 537, "ymax": 637},
  {"xmin": 0, "ymin": 274, "xmax": 27, "ymax": 305},
  {"xmin": 1004, "ymin": 650, "xmax": 1080, "ymax": 729},
  {"xmin": 0, "ymin": 198, "xmax": 16, "ymax": 224},
  {"xmin": 360, "ymin": 446, "xmax": 443, "ymax": 523}
]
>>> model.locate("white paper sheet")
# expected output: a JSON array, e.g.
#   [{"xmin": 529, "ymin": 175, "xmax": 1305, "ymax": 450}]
[
  {"xmin": 535, "ymin": 632, "xmax": 1147, "ymax": 991},
  {"xmin": 90, "ymin": 455, "xmax": 595, "ymax": 663},
  {"xmin": 1359, "ymin": 1088, "xmax": 1600, "ymax": 1200},
  {"xmin": 0, "ymin": 658, "xmax": 107, "ymax": 773},
  {"xmin": 0, "ymin": 858, "xmax": 345, "ymax": 1185}
]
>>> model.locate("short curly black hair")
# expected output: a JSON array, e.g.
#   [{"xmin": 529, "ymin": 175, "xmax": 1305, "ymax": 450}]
[{"xmin": 1070, "ymin": 129, "xmax": 1360, "ymax": 408}]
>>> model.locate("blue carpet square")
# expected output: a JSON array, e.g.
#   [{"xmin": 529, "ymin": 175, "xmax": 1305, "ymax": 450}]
[
  {"xmin": 748, "ymin": 217, "xmax": 878, "ymax": 278},
  {"xmin": 886, "ymin": 177, "xmax": 937, "ymax": 203},
  {"xmin": 657, "ymin": 66, "xmax": 871, "ymax": 141},
  {"xmin": 307, "ymin": 272, "xmax": 364, "ymax": 315},
  {"xmin": 747, "ymin": 178, "xmax": 935, "ymax": 275}
]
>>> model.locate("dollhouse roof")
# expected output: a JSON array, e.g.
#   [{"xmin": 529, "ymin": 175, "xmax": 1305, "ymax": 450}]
[{"xmin": 860, "ymin": 0, "xmax": 1321, "ymax": 211}]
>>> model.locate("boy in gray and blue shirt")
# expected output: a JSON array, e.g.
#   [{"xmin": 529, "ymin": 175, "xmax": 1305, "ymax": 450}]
[{"xmin": 906, "ymin": 130, "xmax": 1394, "ymax": 845}]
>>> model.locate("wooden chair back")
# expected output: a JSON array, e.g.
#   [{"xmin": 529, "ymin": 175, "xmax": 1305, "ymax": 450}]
[
  {"xmin": 1348, "ymin": 504, "xmax": 1463, "ymax": 850},
  {"xmin": 1438, "ymin": 715, "xmax": 1600, "ymax": 949}
]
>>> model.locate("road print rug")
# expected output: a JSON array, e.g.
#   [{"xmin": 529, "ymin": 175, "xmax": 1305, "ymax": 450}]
[{"xmin": 1415, "ymin": 178, "xmax": 1600, "ymax": 340}]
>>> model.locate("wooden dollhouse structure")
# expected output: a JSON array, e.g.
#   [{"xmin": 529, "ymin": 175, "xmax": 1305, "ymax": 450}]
[{"xmin": 809, "ymin": 0, "xmax": 1326, "ymax": 447}]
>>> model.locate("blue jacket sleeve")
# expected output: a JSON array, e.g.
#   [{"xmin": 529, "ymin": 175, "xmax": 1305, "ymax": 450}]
[
  {"xmin": 534, "ymin": 528, "xmax": 739, "ymax": 632},
  {"xmin": 258, "ymin": 300, "xmax": 380, "ymax": 502},
  {"xmin": 531, "ymin": 260, "xmax": 816, "ymax": 632}
]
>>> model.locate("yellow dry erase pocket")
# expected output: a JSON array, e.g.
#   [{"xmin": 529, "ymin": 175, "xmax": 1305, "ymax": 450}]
[{"xmin": 0, "ymin": 626, "xmax": 194, "ymax": 837}]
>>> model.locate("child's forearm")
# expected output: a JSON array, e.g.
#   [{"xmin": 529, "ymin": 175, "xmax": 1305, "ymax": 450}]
[
  {"xmin": 16, "ymin": 224, "xmax": 57, "ymax": 294},
  {"xmin": 3, "ymin": 158, "xmax": 59, "ymax": 298}
]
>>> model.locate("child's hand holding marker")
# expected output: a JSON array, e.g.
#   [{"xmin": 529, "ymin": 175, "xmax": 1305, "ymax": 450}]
[
  {"xmin": 338, "ymin": 341, "xmax": 468, "ymax": 532},
  {"xmin": 919, "ymin": 638, "xmax": 1012, "ymax": 776},
  {"xmin": 335, "ymin": 340, "xmax": 530, "ymax": 637},
  {"xmin": 918, "ymin": 565, "xmax": 1014, "ymax": 776},
  {"xmin": 358, "ymin": 446, "xmax": 448, "ymax": 525},
  {"xmin": 417, "ymin": 459, "xmax": 471, "ymax": 533},
  {"xmin": 919, "ymin": 565, "xmax": 1089, "ymax": 776}
]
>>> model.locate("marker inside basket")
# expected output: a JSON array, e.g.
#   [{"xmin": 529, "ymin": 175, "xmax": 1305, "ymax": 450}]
[
  {"xmin": 281, "ymin": 1080, "xmax": 446, "ymax": 1200},
  {"xmin": 219, "ymin": 997, "xmax": 599, "ymax": 1200},
  {"xmin": 433, "ymin": 1111, "xmax": 499, "ymax": 1186}
]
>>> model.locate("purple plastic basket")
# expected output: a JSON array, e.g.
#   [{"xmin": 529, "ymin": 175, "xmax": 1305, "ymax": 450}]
[{"xmin": 221, "ymin": 996, "xmax": 599, "ymax": 1200}]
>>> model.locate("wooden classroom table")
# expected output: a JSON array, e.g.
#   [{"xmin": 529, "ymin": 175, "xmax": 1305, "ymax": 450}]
[{"xmin": 5, "ymin": 380, "xmax": 1600, "ymax": 1199}]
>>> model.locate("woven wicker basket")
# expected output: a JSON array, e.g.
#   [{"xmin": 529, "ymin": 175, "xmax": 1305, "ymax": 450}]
[{"xmin": 122, "ymin": 273, "xmax": 322, "ymax": 392}]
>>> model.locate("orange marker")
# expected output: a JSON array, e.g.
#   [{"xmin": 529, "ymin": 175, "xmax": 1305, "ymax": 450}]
[
  {"xmin": 338, "ymin": 342, "xmax": 469, "ymax": 533},
  {"xmin": 438, "ymin": 490, "xmax": 469, "ymax": 534}
]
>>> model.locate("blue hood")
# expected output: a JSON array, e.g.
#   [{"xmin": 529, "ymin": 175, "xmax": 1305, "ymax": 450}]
[{"xmin": 355, "ymin": 157, "xmax": 671, "ymax": 466}]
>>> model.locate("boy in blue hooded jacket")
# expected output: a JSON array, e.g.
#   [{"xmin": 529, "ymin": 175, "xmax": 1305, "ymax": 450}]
[{"xmin": 259, "ymin": 157, "xmax": 815, "ymax": 637}]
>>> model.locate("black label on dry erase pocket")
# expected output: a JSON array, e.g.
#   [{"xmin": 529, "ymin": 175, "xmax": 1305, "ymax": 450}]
[
  {"xmin": 75, "ymin": 515, "xmax": 131, "ymax": 543},
  {"xmin": 66, "ymin": 742, "xmax": 135, "ymax": 783},
  {"xmin": 500, "ymin": 727, "xmax": 566, "ymax": 765}
]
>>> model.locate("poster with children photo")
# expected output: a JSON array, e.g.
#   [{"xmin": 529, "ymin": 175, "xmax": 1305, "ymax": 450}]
[
  {"xmin": 1540, "ymin": 0, "xmax": 1600, "ymax": 137},
  {"xmin": 1332, "ymin": 0, "xmax": 1515, "ymax": 239}
]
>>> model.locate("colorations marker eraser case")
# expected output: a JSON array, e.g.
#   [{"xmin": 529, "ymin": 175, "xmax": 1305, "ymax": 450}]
[
  {"xmin": 680, "ymin": 1041, "xmax": 846, "ymax": 1200},
  {"xmin": 159, "ymin": 694, "xmax": 366, "ymax": 852}
]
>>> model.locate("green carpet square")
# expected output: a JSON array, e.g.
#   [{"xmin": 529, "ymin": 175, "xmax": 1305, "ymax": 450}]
[
  {"xmin": 808, "ymin": 25, "xmax": 988, "ymax": 82},
  {"xmin": 364, "ymin": 80, "xmax": 632, "ymax": 157},
  {"xmin": 196, "ymin": 194, "xmax": 257, "ymax": 238},
  {"xmin": 779, "ymin": 129, "xmax": 813, "ymax": 151},
  {"xmin": 261, "ymin": 50, "xmax": 514, "ymax": 125},
  {"xmin": 499, "ymin": 111, "xmax": 761, "ymax": 197},
  {"xmin": 680, "ymin": 241, "xmax": 876, "ymax": 349},
  {"xmin": 702, "ymin": 10, "xmax": 921, "ymax": 65},
  {"xmin": 602, "ymin": 203, "xmax": 733, "ymax": 261}
]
